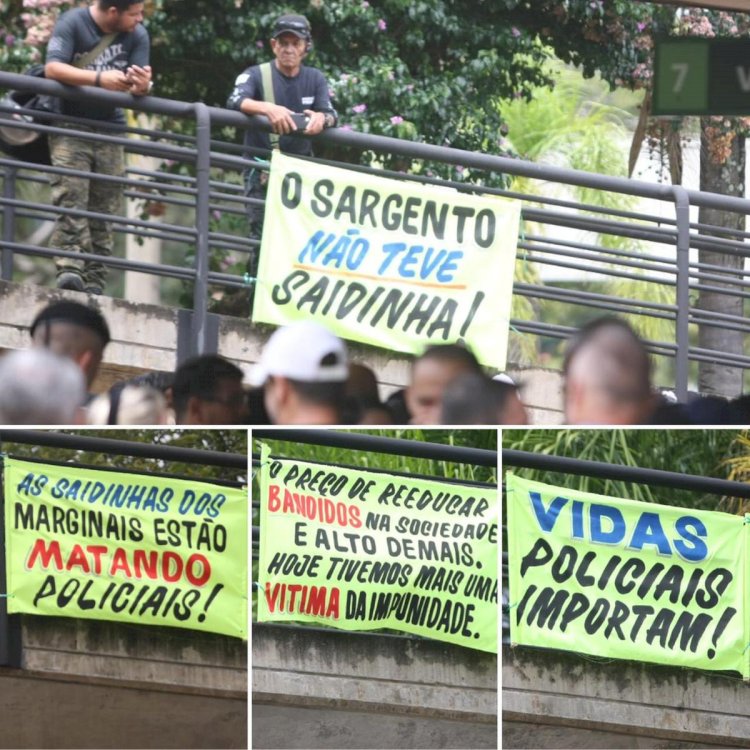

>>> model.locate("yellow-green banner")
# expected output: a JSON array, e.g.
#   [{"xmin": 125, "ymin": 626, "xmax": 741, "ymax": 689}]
[
  {"xmin": 4, "ymin": 457, "xmax": 248, "ymax": 639},
  {"xmin": 253, "ymin": 152, "xmax": 521, "ymax": 369},
  {"xmin": 257, "ymin": 445, "xmax": 498, "ymax": 653},
  {"xmin": 506, "ymin": 474, "xmax": 749, "ymax": 677}
]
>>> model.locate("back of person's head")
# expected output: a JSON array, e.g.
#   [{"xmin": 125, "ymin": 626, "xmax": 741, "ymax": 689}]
[
  {"xmin": 87, "ymin": 383, "xmax": 169, "ymax": 425},
  {"xmin": 440, "ymin": 372, "xmax": 528, "ymax": 424},
  {"xmin": 343, "ymin": 362, "xmax": 385, "ymax": 424},
  {"xmin": 250, "ymin": 322, "xmax": 348, "ymax": 424},
  {"xmin": 30, "ymin": 300, "xmax": 110, "ymax": 387},
  {"xmin": 124, "ymin": 370, "xmax": 174, "ymax": 393},
  {"xmin": 407, "ymin": 343, "xmax": 482, "ymax": 424},
  {"xmin": 172, "ymin": 354, "xmax": 245, "ymax": 424},
  {"xmin": 563, "ymin": 316, "xmax": 653, "ymax": 424},
  {"xmin": 0, "ymin": 348, "xmax": 85, "ymax": 424}
]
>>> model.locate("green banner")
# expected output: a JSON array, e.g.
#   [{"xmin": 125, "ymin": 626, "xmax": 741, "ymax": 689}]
[
  {"xmin": 253, "ymin": 152, "xmax": 521, "ymax": 369},
  {"xmin": 506, "ymin": 474, "xmax": 749, "ymax": 677},
  {"xmin": 257, "ymin": 445, "xmax": 498, "ymax": 653},
  {"xmin": 4, "ymin": 457, "xmax": 248, "ymax": 639}
]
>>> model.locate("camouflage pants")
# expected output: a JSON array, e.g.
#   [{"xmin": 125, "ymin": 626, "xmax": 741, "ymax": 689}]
[{"xmin": 49, "ymin": 130, "xmax": 124, "ymax": 290}]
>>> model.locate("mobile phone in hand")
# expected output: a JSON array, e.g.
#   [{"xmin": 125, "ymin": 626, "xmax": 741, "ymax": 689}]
[{"xmin": 290, "ymin": 113, "xmax": 310, "ymax": 131}]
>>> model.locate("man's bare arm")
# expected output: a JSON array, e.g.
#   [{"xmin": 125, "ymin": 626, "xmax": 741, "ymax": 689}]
[{"xmin": 45, "ymin": 61, "xmax": 130, "ymax": 91}]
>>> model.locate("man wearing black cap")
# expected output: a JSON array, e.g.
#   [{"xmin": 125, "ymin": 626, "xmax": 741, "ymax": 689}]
[
  {"xmin": 227, "ymin": 14, "xmax": 337, "ymax": 257},
  {"xmin": 30, "ymin": 300, "xmax": 111, "ymax": 393}
]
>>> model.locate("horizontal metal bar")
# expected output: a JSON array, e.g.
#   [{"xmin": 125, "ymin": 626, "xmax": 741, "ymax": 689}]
[
  {"xmin": 4, "ymin": 69, "xmax": 750, "ymax": 213},
  {"xmin": 503, "ymin": 449, "xmax": 750, "ymax": 498},
  {"xmin": 0, "ymin": 430, "xmax": 247, "ymax": 468},
  {"xmin": 513, "ymin": 283, "xmax": 677, "ymax": 313},
  {"xmin": 253, "ymin": 430, "xmax": 497, "ymax": 467}
]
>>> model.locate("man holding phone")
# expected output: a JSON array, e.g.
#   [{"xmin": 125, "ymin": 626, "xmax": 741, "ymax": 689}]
[
  {"xmin": 45, "ymin": 0, "xmax": 152, "ymax": 295},
  {"xmin": 227, "ymin": 14, "xmax": 337, "ymax": 261}
]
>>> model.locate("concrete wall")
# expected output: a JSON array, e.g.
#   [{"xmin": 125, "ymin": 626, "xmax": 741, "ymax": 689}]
[
  {"xmin": 0, "ymin": 615, "xmax": 247, "ymax": 749},
  {"xmin": 503, "ymin": 646, "xmax": 750, "ymax": 749},
  {"xmin": 253, "ymin": 623, "xmax": 497, "ymax": 750}
]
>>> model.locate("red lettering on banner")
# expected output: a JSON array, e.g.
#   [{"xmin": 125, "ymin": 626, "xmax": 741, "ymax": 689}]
[
  {"xmin": 264, "ymin": 581, "xmax": 340, "ymax": 618},
  {"xmin": 25, "ymin": 539, "xmax": 212, "ymax": 586},
  {"xmin": 266, "ymin": 486, "xmax": 361, "ymax": 528}
]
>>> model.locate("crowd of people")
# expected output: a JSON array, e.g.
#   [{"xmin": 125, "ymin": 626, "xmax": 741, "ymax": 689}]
[{"xmin": 2, "ymin": 298, "xmax": 746, "ymax": 426}]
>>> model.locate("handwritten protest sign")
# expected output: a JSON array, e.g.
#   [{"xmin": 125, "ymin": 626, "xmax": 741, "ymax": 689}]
[
  {"xmin": 506, "ymin": 474, "xmax": 749, "ymax": 677},
  {"xmin": 257, "ymin": 445, "xmax": 498, "ymax": 652},
  {"xmin": 253, "ymin": 152, "xmax": 521, "ymax": 369},
  {"xmin": 4, "ymin": 457, "xmax": 248, "ymax": 639}
]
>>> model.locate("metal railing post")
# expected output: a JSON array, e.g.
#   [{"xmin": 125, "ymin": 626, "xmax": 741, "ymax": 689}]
[
  {"xmin": 0, "ymin": 441, "xmax": 22, "ymax": 668},
  {"xmin": 191, "ymin": 102, "xmax": 211, "ymax": 357},
  {"xmin": 673, "ymin": 186, "xmax": 691, "ymax": 402},
  {"xmin": 1, "ymin": 165, "xmax": 17, "ymax": 281}
]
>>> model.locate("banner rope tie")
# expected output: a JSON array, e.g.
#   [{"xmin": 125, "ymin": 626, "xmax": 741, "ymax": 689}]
[
  {"xmin": 0, "ymin": 594, "xmax": 14, "ymax": 598},
  {"xmin": 243, "ymin": 273, "xmax": 257, "ymax": 287},
  {"xmin": 519, "ymin": 221, "xmax": 528, "ymax": 270},
  {"xmin": 252, "ymin": 460, "xmax": 270, "ymax": 481},
  {"xmin": 743, "ymin": 643, "xmax": 750, "ymax": 654}
]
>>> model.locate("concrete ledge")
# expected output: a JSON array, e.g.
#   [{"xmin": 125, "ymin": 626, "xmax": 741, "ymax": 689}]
[
  {"xmin": 22, "ymin": 615, "xmax": 247, "ymax": 693},
  {"xmin": 253, "ymin": 624, "xmax": 497, "ymax": 749},
  {"xmin": 0, "ymin": 669, "xmax": 246, "ymax": 749},
  {"xmin": 503, "ymin": 646, "xmax": 750, "ymax": 748}
]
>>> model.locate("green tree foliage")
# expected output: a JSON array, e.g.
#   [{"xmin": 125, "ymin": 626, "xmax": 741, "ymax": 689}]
[
  {"xmin": 147, "ymin": 0, "xmax": 551, "ymax": 171},
  {"xmin": 503, "ymin": 428, "xmax": 741, "ymax": 510}
]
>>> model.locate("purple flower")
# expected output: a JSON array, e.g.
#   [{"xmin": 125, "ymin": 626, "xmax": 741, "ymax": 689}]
[
  {"xmin": 390, "ymin": 115, "xmax": 404, "ymax": 125},
  {"xmin": 511, "ymin": 27, "xmax": 520, "ymax": 38},
  {"xmin": 256, "ymin": 40, "xmax": 264, "ymax": 48},
  {"xmin": 637, "ymin": 21, "xmax": 647, "ymax": 32},
  {"xmin": 5, "ymin": 34, "xmax": 15, "ymax": 47},
  {"xmin": 352, "ymin": 103, "xmax": 367, "ymax": 114},
  {"xmin": 377, "ymin": 18, "xmax": 387, "ymax": 31},
  {"xmin": 362, "ymin": 1, "xmax": 370, "ymax": 6},
  {"xmin": 340, "ymin": 124, "xmax": 353, "ymax": 131}
]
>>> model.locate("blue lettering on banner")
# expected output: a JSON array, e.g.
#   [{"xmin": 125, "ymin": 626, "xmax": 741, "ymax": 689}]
[{"xmin": 526, "ymin": 491, "xmax": 709, "ymax": 562}]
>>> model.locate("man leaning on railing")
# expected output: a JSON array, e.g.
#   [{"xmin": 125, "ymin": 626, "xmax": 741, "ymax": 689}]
[
  {"xmin": 226, "ymin": 13, "xmax": 337, "ymax": 277},
  {"xmin": 44, "ymin": 0, "xmax": 152, "ymax": 296}
]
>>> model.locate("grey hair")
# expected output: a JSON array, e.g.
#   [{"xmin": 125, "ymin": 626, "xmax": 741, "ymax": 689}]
[{"xmin": 0, "ymin": 348, "xmax": 85, "ymax": 424}]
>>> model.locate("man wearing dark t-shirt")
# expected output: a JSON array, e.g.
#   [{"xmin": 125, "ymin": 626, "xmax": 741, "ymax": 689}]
[
  {"xmin": 226, "ymin": 14, "xmax": 337, "ymax": 270},
  {"xmin": 45, "ymin": 0, "xmax": 151, "ymax": 295}
]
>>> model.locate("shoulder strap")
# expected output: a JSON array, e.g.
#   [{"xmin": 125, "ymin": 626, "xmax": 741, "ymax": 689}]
[
  {"xmin": 75, "ymin": 32, "xmax": 118, "ymax": 70},
  {"xmin": 259, "ymin": 62, "xmax": 280, "ymax": 151}
]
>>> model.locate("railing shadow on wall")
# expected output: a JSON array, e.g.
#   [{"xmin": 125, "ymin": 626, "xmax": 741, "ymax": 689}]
[{"xmin": 3, "ymin": 71, "xmax": 750, "ymax": 390}]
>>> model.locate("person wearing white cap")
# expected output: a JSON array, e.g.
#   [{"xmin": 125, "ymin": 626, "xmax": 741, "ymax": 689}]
[{"xmin": 250, "ymin": 321, "xmax": 349, "ymax": 424}]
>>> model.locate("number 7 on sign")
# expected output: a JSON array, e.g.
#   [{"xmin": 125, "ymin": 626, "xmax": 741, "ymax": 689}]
[{"xmin": 671, "ymin": 62, "xmax": 689, "ymax": 94}]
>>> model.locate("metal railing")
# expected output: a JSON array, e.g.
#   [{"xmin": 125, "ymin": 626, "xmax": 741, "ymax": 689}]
[
  {"xmin": 0, "ymin": 429, "xmax": 247, "ymax": 668},
  {"xmin": 2, "ymin": 71, "xmax": 750, "ymax": 392}
]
